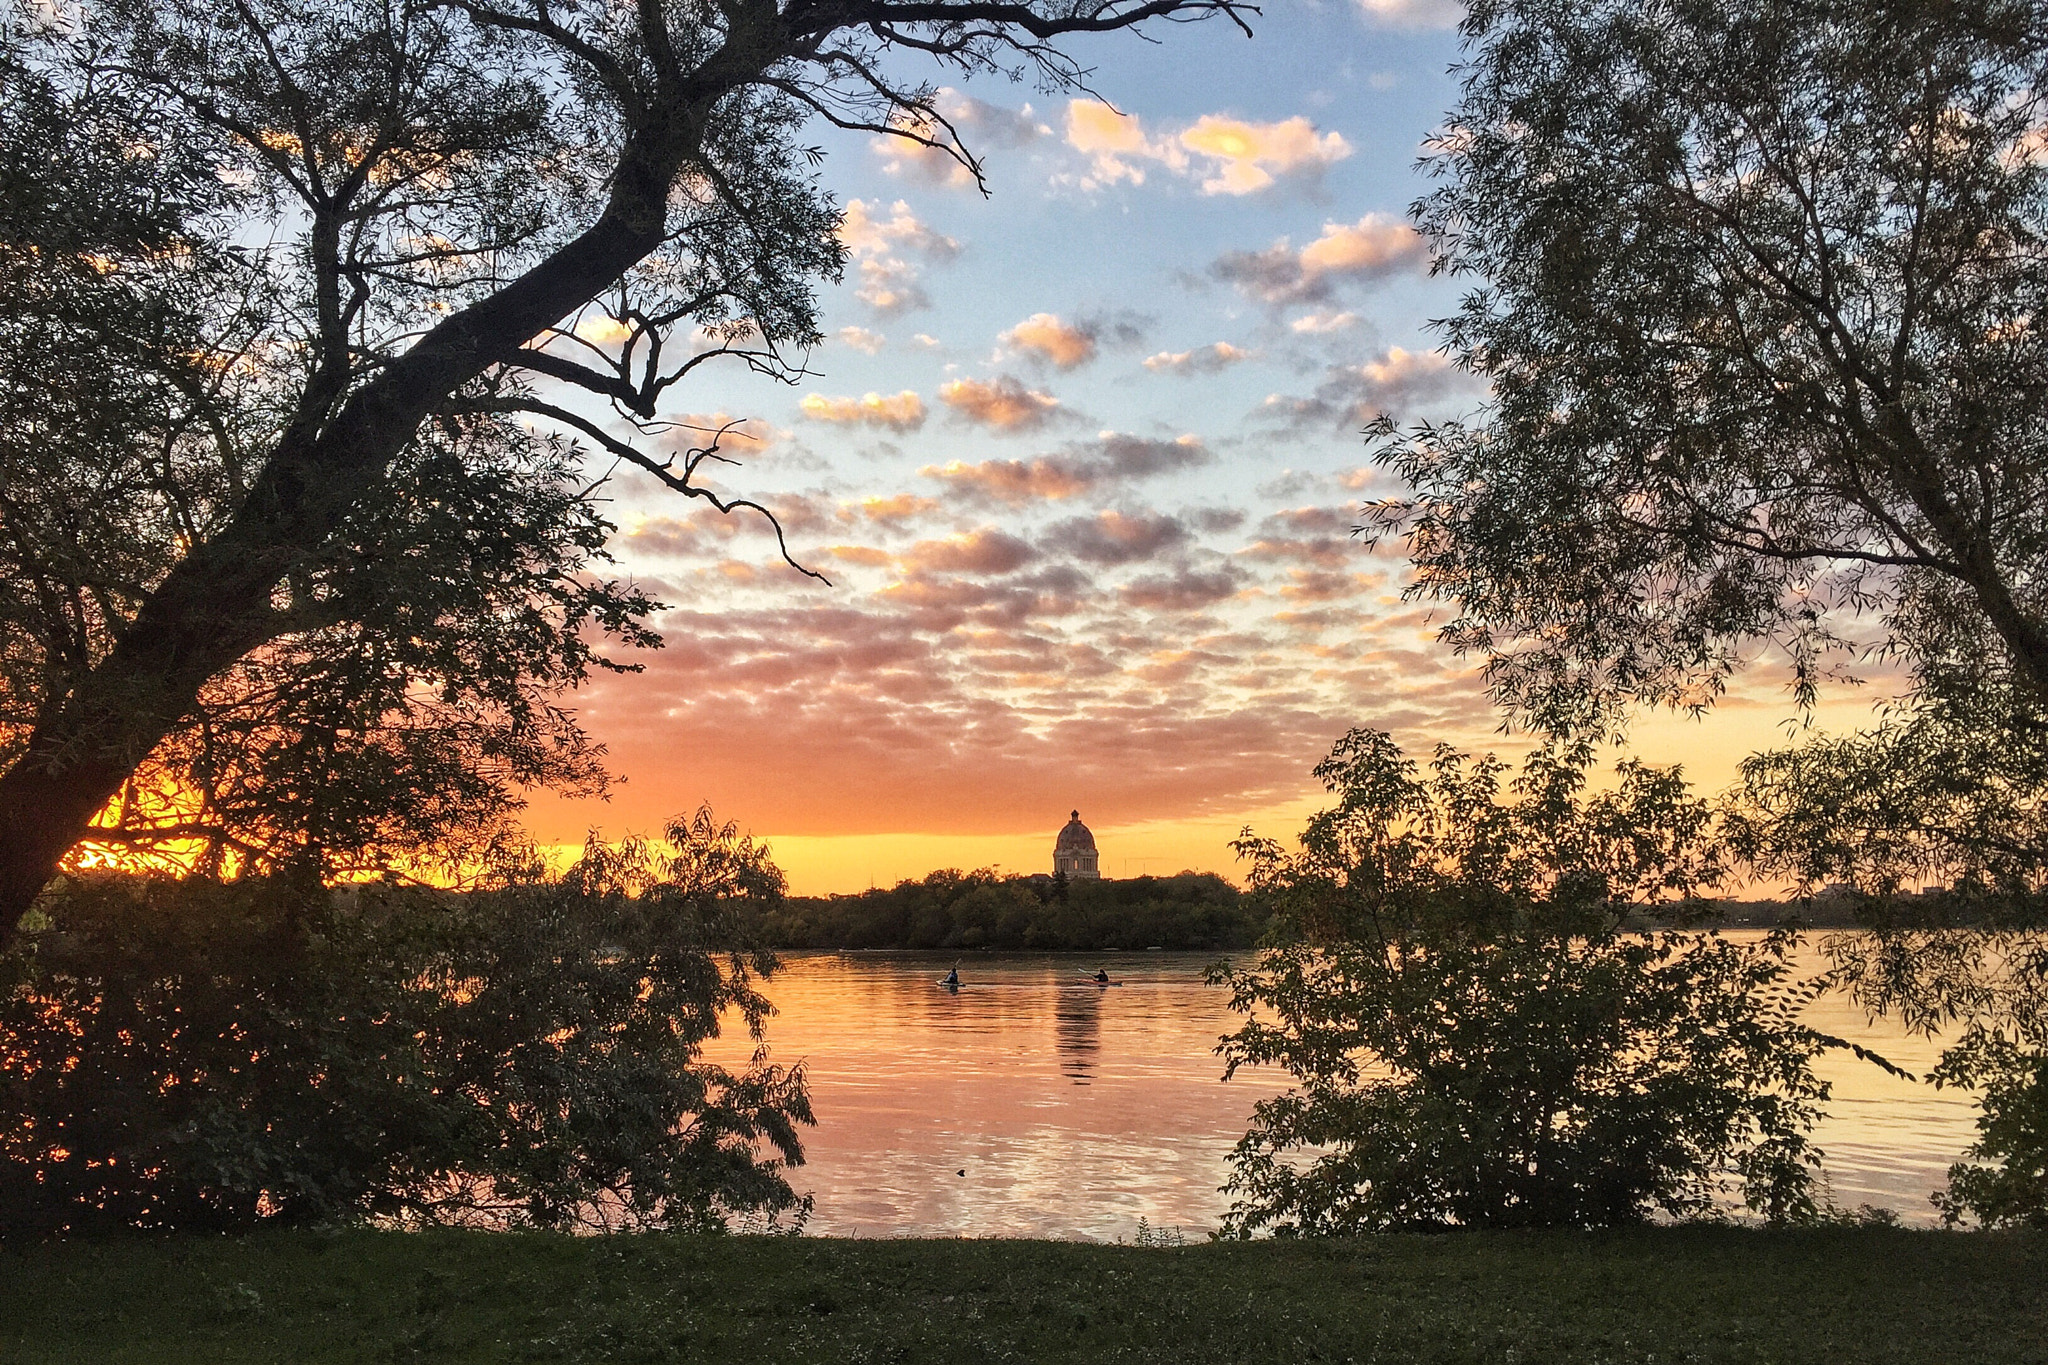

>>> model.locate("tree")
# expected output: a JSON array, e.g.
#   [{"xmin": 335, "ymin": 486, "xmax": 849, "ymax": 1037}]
[
  {"xmin": 0, "ymin": 0, "xmax": 1254, "ymax": 947},
  {"xmin": 2, "ymin": 806, "xmax": 812, "ymax": 1234},
  {"xmin": 1211, "ymin": 729, "xmax": 1881, "ymax": 1234},
  {"xmin": 1365, "ymin": 0, "xmax": 2048, "ymax": 1217},
  {"xmin": 1370, "ymin": 0, "xmax": 2048, "ymax": 734}
]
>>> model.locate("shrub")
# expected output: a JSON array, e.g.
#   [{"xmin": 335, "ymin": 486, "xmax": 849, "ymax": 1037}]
[
  {"xmin": 0, "ymin": 808, "xmax": 810, "ymax": 1235},
  {"xmin": 1213, "ymin": 730, "xmax": 1850, "ymax": 1234}
]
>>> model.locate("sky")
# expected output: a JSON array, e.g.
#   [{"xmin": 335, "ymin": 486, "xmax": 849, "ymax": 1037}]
[{"xmin": 520, "ymin": 0, "xmax": 1881, "ymax": 894}]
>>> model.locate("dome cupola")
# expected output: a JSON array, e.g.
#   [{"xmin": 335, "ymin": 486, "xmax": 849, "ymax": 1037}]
[{"xmin": 1053, "ymin": 810, "xmax": 1101, "ymax": 879}]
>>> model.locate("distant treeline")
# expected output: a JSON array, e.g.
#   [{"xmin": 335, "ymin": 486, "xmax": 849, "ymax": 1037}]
[{"xmin": 747, "ymin": 869, "xmax": 1259, "ymax": 951}]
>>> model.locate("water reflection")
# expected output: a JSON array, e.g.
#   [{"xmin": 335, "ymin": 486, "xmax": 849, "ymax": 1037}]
[
  {"xmin": 710, "ymin": 943, "xmax": 1983, "ymax": 1239},
  {"xmin": 1055, "ymin": 983, "xmax": 1102, "ymax": 1084}
]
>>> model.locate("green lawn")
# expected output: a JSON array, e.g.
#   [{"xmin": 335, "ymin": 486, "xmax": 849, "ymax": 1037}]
[{"xmin": 2, "ymin": 1227, "xmax": 2042, "ymax": 1364}]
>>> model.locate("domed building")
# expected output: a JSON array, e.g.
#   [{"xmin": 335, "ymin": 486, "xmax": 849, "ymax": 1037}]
[{"xmin": 1054, "ymin": 810, "xmax": 1101, "ymax": 880}]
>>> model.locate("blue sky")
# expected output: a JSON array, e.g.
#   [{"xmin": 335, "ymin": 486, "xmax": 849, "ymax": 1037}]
[{"xmin": 518, "ymin": 1, "xmax": 1850, "ymax": 891}]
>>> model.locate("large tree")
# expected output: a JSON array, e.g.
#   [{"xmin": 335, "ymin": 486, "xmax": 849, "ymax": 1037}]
[
  {"xmin": 1372, "ymin": 0, "xmax": 2048, "ymax": 738},
  {"xmin": 1367, "ymin": 0, "xmax": 2048, "ymax": 1223},
  {"xmin": 0, "ymin": 0, "xmax": 1252, "ymax": 945}
]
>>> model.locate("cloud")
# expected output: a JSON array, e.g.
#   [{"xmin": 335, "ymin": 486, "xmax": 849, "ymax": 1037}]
[
  {"xmin": 1044, "ymin": 510, "xmax": 1192, "ymax": 565},
  {"xmin": 1290, "ymin": 311, "xmax": 1360, "ymax": 334},
  {"xmin": 1093, "ymin": 432, "xmax": 1212, "ymax": 478},
  {"xmin": 828, "ymin": 544, "xmax": 895, "ymax": 567},
  {"xmin": 1062, "ymin": 101, "xmax": 1351, "ymax": 195},
  {"xmin": 1355, "ymin": 0, "xmax": 1464, "ymax": 31},
  {"xmin": 901, "ymin": 528, "xmax": 1039, "ymax": 575},
  {"xmin": 1278, "ymin": 569, "xmax": 1381, "ymax": 602},
  {"xmin": 1240, "ymin": 506, "xmax": 1361, "ymax": 570},
  {"xmin": 1178, "ymin": 114, "xmax": 1354, "ymax": 195},
  {"xmin": 1003, "ymin": 313, "xmax": 1098, "ymax": 369},
  {"xmin": 620, "ymin": 515, "xmax": 707, "ymax": 559},
  {"xmin": 1260, "ymin": 346, "xmax": 1481, "ymax": 432},
  {"xmin": 664, "ymin": 412, "xmax": 776, "ymax": 457},
  {"xmin": 872, "ymin": 89, "xmax": 1050, "ymax": 187},
  {"xmin": 921, "ymin": 456, "xmax": 1094, "ymax": 505},
  {"xmin": 1143, "ymin": 341, "xmax": 1252, "ymax": 375},
  {"xmin": 1064, "ymin": 100, "xmax": 1183, "ymax": 188},
  {"xmin": 921, "ymin": 432, "xmax": 1210, "ymax": 507},
  {"xmin": 846, "ymin": 493, "xmax": 943, "ymax": 524},
  {"xmin": 839, "ymin": 199, "xmax": 960, "ymax": 315},
  {"xmin": 838, "ymin": 325, "xmax": 886, "ymax": 354},
  {"xmin": 839, "ymin": 198, "xmax": 959, "ymax": 259},
  {"xmin": 1212, "ymin": 214, "xmax": 1427, "ymax": 305},
  {"xmin": 800, "ymin": 390, "xmax": 928, "ymax": 432},
  {"xmin": 1119, "ymin": 563, "xmax": 1247, "ymax": 611},
  {"xmin": 939, "ymin": 375, "xmax": 1064, "ymax": 431}
]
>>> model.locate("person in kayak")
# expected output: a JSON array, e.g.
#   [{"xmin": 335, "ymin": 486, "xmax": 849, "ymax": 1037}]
[
  {"xmin": 943, "ymin": 967, "xmax": 961, "ymax": 988},
  {"xmin": 1093, "ymin": 968, "xmax": 1109, "ymax": 983}
]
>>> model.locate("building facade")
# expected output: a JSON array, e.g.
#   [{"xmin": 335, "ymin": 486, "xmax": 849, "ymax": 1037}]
[{"xmin": 1054, "ymin": 810, "xmax": 1101, "ymax": 879}]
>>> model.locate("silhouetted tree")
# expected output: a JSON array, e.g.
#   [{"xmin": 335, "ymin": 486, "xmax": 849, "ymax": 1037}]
[
  {"xmin": 3, "ymin": 806, "xmax": 809, "ymax": 1233},
  {"xmin": 1212, "ymin": 729, "xmax": 1898, "ymax": 1234},
  {"xmin": 1365, "ymin": 0, "xmax": 2048, "ymax": 1227},
  {"xmin": 0, "ymin": 0, "xmax": 1253, "ymax": 946}
]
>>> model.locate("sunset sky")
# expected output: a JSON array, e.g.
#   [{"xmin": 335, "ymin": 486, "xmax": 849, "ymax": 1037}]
[{"xmin": 521, "ymin": 0, "xmax": 1880, "ymax": 894}]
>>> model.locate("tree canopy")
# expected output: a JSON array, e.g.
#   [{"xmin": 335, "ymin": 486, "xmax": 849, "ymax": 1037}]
[
  {"xmin": 1211, "ymin": 729, "xmax": 1862, "ymax": 1233},
  {"xmin": 0, "ymin": 0, "xmax": 1253, "ymax": 946},
  {"xmin": 1372, "ymin": 0, "xmax": 2048, "ymax": 734}
]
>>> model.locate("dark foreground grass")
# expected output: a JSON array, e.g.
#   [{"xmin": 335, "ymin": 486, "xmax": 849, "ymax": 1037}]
[{"xmin": 1, "ymin": 1226, "xmax": 2042, "ymax": 1364}]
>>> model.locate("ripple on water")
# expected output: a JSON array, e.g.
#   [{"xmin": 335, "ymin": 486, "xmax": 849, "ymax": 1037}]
[{"xmin": 707, "ymin": 941, "xmax": 1987, "ymax": 1238}]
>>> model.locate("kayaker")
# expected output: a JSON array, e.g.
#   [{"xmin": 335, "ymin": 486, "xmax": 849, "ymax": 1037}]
[
  {"xmin": 943, "ymin": 967, "xmax": 961, "ymax": 987},
  {"xmin": 1093, "ymin": 968, "xmax": 1109, "ymax": 984}
]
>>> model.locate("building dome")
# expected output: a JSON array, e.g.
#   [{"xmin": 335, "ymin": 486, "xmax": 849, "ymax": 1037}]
[
  {"xmin": 1056, "ymin": 811, "xmax": 1096, "ymax": 852},
  {"xmin": 1054, "ymin": 810, "xmax": 1101, "ymax": 879}
]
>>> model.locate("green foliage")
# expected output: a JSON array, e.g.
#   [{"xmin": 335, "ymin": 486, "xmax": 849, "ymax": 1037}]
[
  {"xmin": 0, "ymin": 808, "xmax": 810, "ymax": 1235},
  {"xmin": 754, "ymin": 869, "xmax": 1256, "ymax": 951},
  {"xmin": 1934, "ymin": 1037, "xmax": 2048, "ymax": 1230},
  {"xmin": 0, "ymin": 0, "xmax": 1248, "ymax": 943},
  {"xmin": 1372, "ymin": 0, "xmax": 2048, "ymax": 731},
  {"xmin": 1822, "ymin": 924, "xmax": 2048, "ymax": 1228},
  {"xmin": 1214, "ymin": 729, "xmax": 1837, "ymax": 1234},
  {"xmin": 2, "ymin": 8, "xmax": 667, "ymax": 881}
]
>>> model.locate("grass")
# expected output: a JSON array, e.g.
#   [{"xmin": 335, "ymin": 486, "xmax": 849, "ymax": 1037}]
[{"xmin": 1, "ymin": 1226, "xmax": 2042, "ymax": 1364}]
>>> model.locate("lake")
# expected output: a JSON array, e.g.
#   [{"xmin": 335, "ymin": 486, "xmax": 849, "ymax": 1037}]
[{"xmin": 715, "ymin": 942, "xmax": 1982, "ymax": 1240}]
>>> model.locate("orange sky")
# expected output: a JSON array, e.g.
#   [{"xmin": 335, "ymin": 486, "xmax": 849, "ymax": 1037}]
[{"xmin": 514, "ymin": 8, "xmax": 1902, "ymax": 898}]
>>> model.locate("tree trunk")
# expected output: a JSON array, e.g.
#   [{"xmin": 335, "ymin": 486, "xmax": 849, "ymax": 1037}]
[{"xmin": 0, "ymin": 145, "xmax": 681, "ymax": 952}]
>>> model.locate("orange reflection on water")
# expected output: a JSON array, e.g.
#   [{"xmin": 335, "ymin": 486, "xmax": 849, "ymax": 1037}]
[{"xmin": 717, "ymin": 941, "xmax": 1983, "ymax": 1240}]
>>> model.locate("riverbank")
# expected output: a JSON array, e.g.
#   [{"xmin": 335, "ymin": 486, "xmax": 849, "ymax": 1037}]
[{"xmin": 4, "ymin": 1227, "xmax": 2041, "ymax": 1363}]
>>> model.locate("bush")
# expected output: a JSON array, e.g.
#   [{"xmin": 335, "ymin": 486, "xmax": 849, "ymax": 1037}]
[
  {"xmin": 0, "ymin": 809, "xmax": 810, "ymax": 1236},
  {"xmin": 1213, "ymin": 730, "xmax": 1845, "ymax": 1234}
]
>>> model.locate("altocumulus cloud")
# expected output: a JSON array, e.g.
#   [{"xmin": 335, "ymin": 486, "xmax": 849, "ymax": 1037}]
[
  {"xmin": 900, "ymin": 528, "xmax": 1040, "ymax": 575},
  {"xmin": 839, "ymin": 198, "xmax": 959, "ymax": 314},
  {"xmin": 921, "ymin": 432, "xmax": 1209, "ymax": 506},
  {"xmin": 800, "ymin": 390, "xmax": 928, "ymax": 432},
  {"xmin": 1212, "ymin": 213, "xmax": 1428, "ymax": 306},
  {"xmin": 1119, "ymin": 562, "xmax": 1247, "ymax": 611},
  {"xmin": 872, "ymin": 88, "xmax": 1050, "ymax": 187},
  {"xmin": 1044, "ymin": 509, "xmax": 1193, "ymax": 565},
  {"xmin": 1144, "ymin": 341, "xmax": 1252, "ymax": 375},
  {"xmin": 1261, "ymin": 346, "xmax": 1480, "ymax": 432},
  {"xmin": 939, "ymin": 375, "xmax": 1064, "ymax": 431},
  {"xmin": 1003, "ymin": 313, "xmax": 1098, "ymax": 369},
  {"xmin": 837, "ymin": 325, "xmax": 886, "ymax": 354},
  {"xmin": 1354, "ymin": 0, "xmax": 1464, "ymax": 31},
  {"xmin": 1062, "ymin": 101, "xmax": 1352, "ymax": 195}
]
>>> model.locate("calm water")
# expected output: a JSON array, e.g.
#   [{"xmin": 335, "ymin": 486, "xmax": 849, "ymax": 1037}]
[{"xmin": 713, "ymin": 941, "xmax": 1980, "ymax": 1240}]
